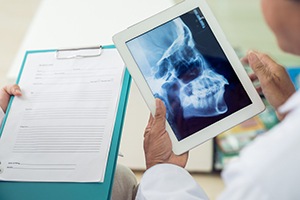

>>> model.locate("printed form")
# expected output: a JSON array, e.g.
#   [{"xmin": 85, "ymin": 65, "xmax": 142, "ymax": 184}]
[{"xmin": 0, "ymin": 48, "xmax": 125, "ymax": 182}]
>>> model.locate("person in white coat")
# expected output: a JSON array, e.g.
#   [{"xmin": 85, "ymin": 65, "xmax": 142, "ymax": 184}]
[
  {"xmin": 2, "ymin": 1, "xmax": 300, "ymax": 199},
  {"xmin": 136, "ymin": 0, "xmax": 300, "ymax": 199}
]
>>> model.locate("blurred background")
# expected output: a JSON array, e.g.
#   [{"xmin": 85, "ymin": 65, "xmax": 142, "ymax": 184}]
[{"xmin": 1, "ymin": 0, "xmax": 300, "ymax": 199}]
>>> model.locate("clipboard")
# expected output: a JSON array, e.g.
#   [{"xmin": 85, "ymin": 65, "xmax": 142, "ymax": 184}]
[{"xmin": 0, "ymin": 45, "xmax": 131, "ymax": 200}]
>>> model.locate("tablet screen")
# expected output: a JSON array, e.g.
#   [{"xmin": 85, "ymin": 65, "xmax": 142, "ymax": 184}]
[{"xmin": 126, "ymin": 8, "xmax": 252, "ymax": 141}]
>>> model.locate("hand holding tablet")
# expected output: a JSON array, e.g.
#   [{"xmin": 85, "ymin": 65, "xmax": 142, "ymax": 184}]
[{"xmin": 113, "ymin": 0, "xmax": 265, "ymax": 155}]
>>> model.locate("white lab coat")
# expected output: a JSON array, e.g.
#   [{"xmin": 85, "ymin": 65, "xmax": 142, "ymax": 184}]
[{"xmin": 136, "ymin": 90, "xmax": 300, "ymax": 200}]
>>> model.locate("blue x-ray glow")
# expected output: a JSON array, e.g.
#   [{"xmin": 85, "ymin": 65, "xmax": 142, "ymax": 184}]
[
  {"xmin": 127, "ymin": 17, "xmax": 229, "ymax": 118},
  {"xmin": 126, "ymin": 8, "xmax": 253, "ymax": 141}
]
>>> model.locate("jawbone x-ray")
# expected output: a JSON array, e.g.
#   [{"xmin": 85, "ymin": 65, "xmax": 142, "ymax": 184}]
[
  {"xmin": 127, "ymin": 8, "xmax": 252, "ymax": 141},
  {"xmin": 154, "ymin": 18, "xmax": 229, "ymax": 118}
]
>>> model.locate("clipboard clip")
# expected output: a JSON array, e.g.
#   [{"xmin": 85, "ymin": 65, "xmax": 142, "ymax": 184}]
[{"xmin": 56, "ymin": 45, "xmax": 102, "ymax": 59}]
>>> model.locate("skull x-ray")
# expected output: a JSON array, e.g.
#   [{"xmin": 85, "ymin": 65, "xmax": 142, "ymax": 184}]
[{"xmin": 127, "ymin": 8, "xmax": 252, "ymax": 141}]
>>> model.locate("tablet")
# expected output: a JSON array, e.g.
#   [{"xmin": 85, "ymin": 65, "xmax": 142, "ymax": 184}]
[{"xmin": 113, "ymin": 0, "xmax": 265, "ymax": 155}]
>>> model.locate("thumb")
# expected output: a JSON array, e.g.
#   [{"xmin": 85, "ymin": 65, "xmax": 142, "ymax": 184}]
[
  {"xmin": 152, "ymin": 99, "xmax": 167, "ymax": 132},
  {"xmin": 247, "ymin": 51, "xmax": 268, "ymax": 81},
  {"xmin": 11, "ymin": 84, "xmax": 22, "ymax": 96}
]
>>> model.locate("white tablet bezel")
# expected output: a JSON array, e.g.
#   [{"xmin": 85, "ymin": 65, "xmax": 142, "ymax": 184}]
[{"xmin": 113, "ymin": 0, "xmax": 265, "ymax": 155}]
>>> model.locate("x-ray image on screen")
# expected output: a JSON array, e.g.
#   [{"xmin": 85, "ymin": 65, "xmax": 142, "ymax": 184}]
[{"xmin": 126, "ymin": 8, "xmax": 252, "ymax": 141}]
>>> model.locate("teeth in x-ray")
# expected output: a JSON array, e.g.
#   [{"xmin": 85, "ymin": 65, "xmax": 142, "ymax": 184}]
[
  {"xmin": 180, "ymin": 79, "xmax": 228, "ymax": 118},
  {"xmin": 152, "ymin": 18, "xmax": 229, "ymax": 118},
  {"xmin": 178, "ymin": 69, "xmax": 228, "ymax": 118},
  {"xmin": 126, "ymin": 15, "xmax": 230, "ymax": 119}
]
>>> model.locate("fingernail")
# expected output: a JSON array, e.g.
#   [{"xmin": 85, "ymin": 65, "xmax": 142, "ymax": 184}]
[
  {"xmin": 248, "ymin": 51, "xmax": 258, "ymax": 63},
  {"xmin": 15, "ymin": 89, "xmax": 22, "ymax": 95},
  {"xmin": 156, "ymin": 99, "xmax": 161, "ymax": 108}
]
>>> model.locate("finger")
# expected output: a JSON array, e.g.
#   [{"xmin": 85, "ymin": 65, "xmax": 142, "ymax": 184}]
[
  {"xmin": 247, "ymin": 51, "xmax": 271, "ymax": 82},
  {"xmin": 256, "ymin": 87, "xmax": 263, "ymax": 94},
  {"xmin": 249, "ymin": 73, "xmax": 258, "ymax": 82},
  {"xmin": 248, "ymin": 72, "xmax": 262, "ymax": 92},
  {"xmin": 152, "ymin": 98, "xmax": 167, "ymax": 133},
  {"xmin": 11, "ymin": 84, "xmax": 22, "ymax": 96},
  {"xmin": 148, "ymin": 112, "xmax": 154, "ymax": 126},
  {"xmin": 255, "ymin": 52, "xmax": 279, "ymax": 68},
  {"xmin": 240, "ymin": 56, "xmax": 249, "ymax": 66},
  {"xmin": 144, "ymin": 113, "xmax": 154, "ymax": 137},
  {"xmin": 3, "ymin": 84, "xmax": 22, "ymax": 96}
]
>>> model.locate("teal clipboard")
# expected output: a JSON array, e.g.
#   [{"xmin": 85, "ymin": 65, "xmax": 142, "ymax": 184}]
[{"xmin": 0, "ymin": 45, "xmax": 131, "ymax": 200}]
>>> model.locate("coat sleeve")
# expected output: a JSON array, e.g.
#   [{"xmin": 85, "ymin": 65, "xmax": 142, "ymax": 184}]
[
  {"xmin": 136, "ymin": 90, "xmax": 300, "ymax": 200},
  {"xmin": 136, "ymin": 163, "xmax": 209, "ymax": 200}
]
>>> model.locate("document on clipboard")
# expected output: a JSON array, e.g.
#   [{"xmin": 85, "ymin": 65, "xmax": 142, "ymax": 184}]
[{"xmin": 0, "ymin": 45, "xmax": 127, "ymax": 182}]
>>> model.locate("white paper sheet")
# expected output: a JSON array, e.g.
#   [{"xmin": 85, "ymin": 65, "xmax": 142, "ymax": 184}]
[{"xmin": 0, "ymin": 48, "xmax": 125, "ymax": 182}]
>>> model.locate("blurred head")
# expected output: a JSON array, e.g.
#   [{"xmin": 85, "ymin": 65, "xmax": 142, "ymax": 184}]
[{"xmin": 261, "ymin": 0, "xmax": 300, "ymax": 55}]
